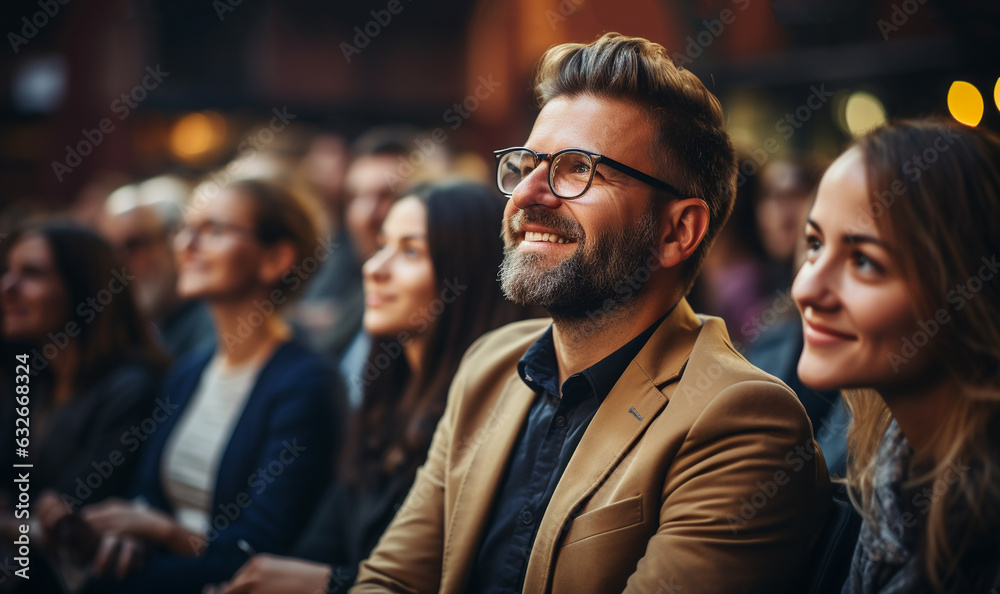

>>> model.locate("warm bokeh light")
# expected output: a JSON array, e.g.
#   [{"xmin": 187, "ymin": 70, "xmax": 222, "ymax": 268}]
[
  {"xmin": 843, "ymin": 91, "xmax": 887, "ymax": 137},
  {"xmin": 169, "ymin": 111, "xmax": 227, "ymax": 163},
  {"xmin": 994, "ymin": 77, "xmax": 1000, "ymax": 114},
  {"xmin": 947, "ymin": 81, "xmax": 984, "ymax": 126}
]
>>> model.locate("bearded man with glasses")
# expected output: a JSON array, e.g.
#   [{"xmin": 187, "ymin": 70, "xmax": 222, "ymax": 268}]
[{"xmin": 352, "ymin": 33, "xmax": 830, "ymax": 594}]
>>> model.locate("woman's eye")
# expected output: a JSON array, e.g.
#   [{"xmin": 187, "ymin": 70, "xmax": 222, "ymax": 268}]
[
  {"xmin": 804, "ymin": 234, "xmax": 822, "ymax": 253},
  {"xmin": 852, "ymin": 251, "xmax": 883, "ymax": 274},
  {"xmin": 403, "ymin": 247, "xmax": 420, "ymax": 258}
]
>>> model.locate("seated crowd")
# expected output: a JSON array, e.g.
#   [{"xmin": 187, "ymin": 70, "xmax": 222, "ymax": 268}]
[{"xmin": 1, "ymin": 33, "xmax": 998, "ymax": 594}]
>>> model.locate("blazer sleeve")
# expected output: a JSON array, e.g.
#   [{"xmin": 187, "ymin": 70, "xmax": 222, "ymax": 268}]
[{"xmin": 624, "ymin": 380, "xmax": 831, "ymax": 594}]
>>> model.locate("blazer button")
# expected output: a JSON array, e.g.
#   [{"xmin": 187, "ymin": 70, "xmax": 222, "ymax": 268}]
[
  {"xmin": 521, "ymin": 510, "xmax": 534, "ymax": 525},
  {"xmin": 555, "ymin": 416, "xmax": 566, "ymax": 427}
]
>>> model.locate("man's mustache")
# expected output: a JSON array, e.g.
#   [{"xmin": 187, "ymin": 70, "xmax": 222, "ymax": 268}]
[{"xmin": 505, "ymin": 210, "xmax": 584, "ymax": 242}]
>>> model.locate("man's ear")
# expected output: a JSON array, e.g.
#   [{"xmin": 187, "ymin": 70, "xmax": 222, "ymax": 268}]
[
  {"xmin": 259, "ymin": 240, "xmax": 298, "ymax": 288},
  {"xmin": 653, "ymin": 197, "xmax": 710, "ymax": 270}
]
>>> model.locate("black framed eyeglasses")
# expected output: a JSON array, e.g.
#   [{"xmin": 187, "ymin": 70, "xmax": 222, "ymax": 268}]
[{"xmin": 494, "ymin": 147, "xmax": 684, "ymax": 199}]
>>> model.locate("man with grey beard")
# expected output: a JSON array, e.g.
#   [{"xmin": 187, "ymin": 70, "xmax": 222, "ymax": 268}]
[{"xmin": 352, "ymin": 33, "xmax": 830, "ymax": 594}]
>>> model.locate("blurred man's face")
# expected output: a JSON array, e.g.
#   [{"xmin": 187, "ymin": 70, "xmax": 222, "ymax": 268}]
[
  {"xmin": 101, "ymin": 206, "xmax": 179, "ymax": 320},
  {"xmin": 345, "ymin": 154, "xmax": 400, "ymax": 261},
  {"xmin": 756, "ymin": 161, "xmax": 813, "ymax": 263},
  {"xmin": 301, "ymin": 135, "xmax": 349, "ymax": 214}
]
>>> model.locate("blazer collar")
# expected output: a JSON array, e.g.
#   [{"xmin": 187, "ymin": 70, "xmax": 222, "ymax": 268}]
[{"xmin": 524, "ymin": 298, "xmax": 704, "ymax": 591}]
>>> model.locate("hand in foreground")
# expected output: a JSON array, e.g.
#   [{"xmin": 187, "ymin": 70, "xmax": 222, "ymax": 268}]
[
  {"xmin": 93, "ymin": 533, "xmax": 147, "ymax": 580},
  {"xmin": 37, "ymin": 490, "xmax": 72, "ymax": 535},
  {"xmin": 207, "ymin": 554, "xmax": 332, "ymax": 594},
  {"xmin": 81, "ymin": 498, "xmax": 173, "ymax": 542}
]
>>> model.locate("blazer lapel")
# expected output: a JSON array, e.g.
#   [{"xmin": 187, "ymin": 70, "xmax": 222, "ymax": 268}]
[
  {"xmin": 523, "ymin": 299, "xmax": 703, "ymax": 592},
  {"xmin": 441, "ymin": 370, "xmax": 538, "ymax": 593}
]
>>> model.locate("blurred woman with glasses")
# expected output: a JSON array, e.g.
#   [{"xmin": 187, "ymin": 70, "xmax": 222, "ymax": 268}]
[
  {"xmin": 792, "ymin": 119, "xmax": 1000, "ymax": 593},
  {"xmin": 78, "ymin": 178, "xmax": 346, "ymax": 594}
]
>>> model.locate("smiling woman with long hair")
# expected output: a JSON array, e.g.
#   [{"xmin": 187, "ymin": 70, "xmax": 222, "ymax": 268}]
[{"xmin": 792, "ymin": 119, "xmax": 1000, "ymax": 593}]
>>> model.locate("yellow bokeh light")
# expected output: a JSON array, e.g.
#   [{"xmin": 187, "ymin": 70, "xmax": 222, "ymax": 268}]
[
  {"xmin": 169, "ymin": 111, "xmax": 227, "ymax": 162},
  {"xmin": 947, "ymin": 81, "xmax": 984, "ymax": 127},
  {"xmin": 844, "ymin": 91, "xmax": 887, "ymax": 137},
  {"xmin": 994, "ymin": 77, "xmax": 1000, "ymax": 114}
]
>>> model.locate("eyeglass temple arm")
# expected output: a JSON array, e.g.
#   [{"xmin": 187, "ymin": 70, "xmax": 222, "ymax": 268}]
[{"xmin": 597, "ymin": 157, "xmax": 685, "ymax": 198}]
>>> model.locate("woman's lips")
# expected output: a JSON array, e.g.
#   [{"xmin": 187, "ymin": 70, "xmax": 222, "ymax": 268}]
[
  {"xmin": 365, "ymin": 293, "xmax": 395, "ymax": 307},
  {"xmin": 803, "ymin": 318, "xmax": 858, "ymax": 345}
]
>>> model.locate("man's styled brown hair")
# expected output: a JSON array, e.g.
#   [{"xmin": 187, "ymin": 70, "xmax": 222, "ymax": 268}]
[{"xmin": 533, "ymin": 32, "xmax": 737, "ymax": 291}]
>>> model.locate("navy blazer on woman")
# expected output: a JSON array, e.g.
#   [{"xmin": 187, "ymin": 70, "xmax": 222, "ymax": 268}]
[{"xmin": 84, "ymin": 338, "xmax": 346, "ymax": 594}]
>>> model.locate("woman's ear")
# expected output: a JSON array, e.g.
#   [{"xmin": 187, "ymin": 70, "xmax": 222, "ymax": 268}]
[
  {"xmin": 258, "ymin": 240, "xmax": 298, "ymax": 289},
  {"xmin": 653, "ymin": 197, "xmax": 710, "ymax": 270}
]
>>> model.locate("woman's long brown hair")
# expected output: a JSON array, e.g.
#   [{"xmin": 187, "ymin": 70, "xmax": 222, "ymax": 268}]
[
  {"xmin": 342, "ymin": 181, "xmax": 531, "ymax": 488},
  {"xmin": 842, "ymin": 119, "xmax": 1000, "ymax": 591}
]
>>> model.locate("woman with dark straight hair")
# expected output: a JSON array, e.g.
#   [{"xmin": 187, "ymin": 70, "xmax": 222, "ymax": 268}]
[
  {"xmin": 210, "ymin": 180, "xmax": 532, "ymax": 594},
  {"xmin": 792, "ymin": 119, "xmax": 1000, "ymax": 593}
]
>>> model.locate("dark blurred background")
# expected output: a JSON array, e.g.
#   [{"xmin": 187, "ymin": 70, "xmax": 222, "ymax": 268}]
[{"xmin": 1, "ymin": 0, "xmax": 998, "ymax": 214}]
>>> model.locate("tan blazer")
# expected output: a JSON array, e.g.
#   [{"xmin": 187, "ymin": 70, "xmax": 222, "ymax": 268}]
[{"xmin": 352, "ymin": 300, "xmax": 831, "ymax": 593}]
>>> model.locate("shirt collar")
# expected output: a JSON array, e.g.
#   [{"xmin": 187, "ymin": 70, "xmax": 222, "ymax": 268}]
[{"xmin": 517, "ymin": 309, "xmax": 671, "ymax": 404}]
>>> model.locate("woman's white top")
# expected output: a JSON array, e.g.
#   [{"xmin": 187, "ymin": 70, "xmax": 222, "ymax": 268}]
[{"xmin": 160, "ymin": 354, "xmax": 263, "ymax": 535}]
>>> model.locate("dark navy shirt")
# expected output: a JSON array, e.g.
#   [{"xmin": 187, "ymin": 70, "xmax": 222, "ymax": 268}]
[{"xmin": 465, "ymin": 316, "xmax": 665, "ymax": 593}]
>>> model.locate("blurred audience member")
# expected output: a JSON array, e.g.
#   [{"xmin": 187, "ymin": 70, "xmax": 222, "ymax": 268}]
[
  {"xmin": 793, "ymin": 119, "xmax": 1000, "ymax": 593},
  {"xmin": 100, "ymin": 176, "xmax": 214, "ymax": 358},
  {"xmin": 281, "ymin": 132, "xmax": 363, "ymax": 365},
  {"xmin": 689, "ymin": 156, "xmax": 771, "ymax": 344},
  {"xmin": 739, "ymin": 156, "xmax": 844, "ymax": 476},
  {"xmin": 209, "ymin": 181, "xmax": 530, "ymax": 593},
  {"xmin": 302, "ymin": 126, "xmax": 432, "ymax": 407},
  {"xmin": 754, "ymin": 158, "xmax": 824, "ymax": 287},
  {"xmin": 78, "ymin": 178, "xmax": 346, "ymax": 594},
  {"xmin": 0, "ymin": 224, "xmax": 166, "ymax": 589}
]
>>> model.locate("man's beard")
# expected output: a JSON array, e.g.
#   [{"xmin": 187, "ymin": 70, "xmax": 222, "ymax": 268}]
[{"xmin": 499, "ymin": 204, "xmax": 660, "ymax": 321}]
